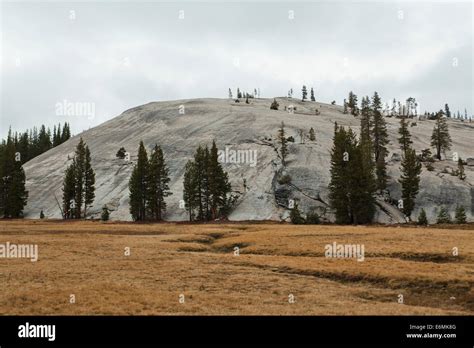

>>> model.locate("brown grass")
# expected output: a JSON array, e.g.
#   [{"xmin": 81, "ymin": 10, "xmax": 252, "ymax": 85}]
[{"xmin": 0, "ymin": 220, "xmax": 472, "ymax": 315}]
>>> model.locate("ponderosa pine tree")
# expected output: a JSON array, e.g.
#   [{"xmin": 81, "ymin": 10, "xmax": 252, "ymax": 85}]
[
  {"xmin": 371, "ymin": 92, "xmax": 389, "ymax": 191},
  {"xmin": 431, "ymin": 111, "xmax": 452, "ymax": 160},
  {"xmin": 147, "ymin": 144, "xmax": 172, "ymax": 221},
  {"xmin": 129, "ymin": 141, "xmax": 149, "ymax": 221},
  {"xmin": 398, "ymin": 148, "xmax": 422, "ymax": 219},
  {"xmin": 278, "ymin": 122, "xmax": 288, "ymax": 166},
  {"xmin": 398, "ymin": 117, "xmax": 412, "ymax": 155}
]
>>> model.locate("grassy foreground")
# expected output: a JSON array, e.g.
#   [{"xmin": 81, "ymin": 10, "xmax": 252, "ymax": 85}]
[{"xmin": 0, "ymin": 220, "xmax": 472, "ymax": 315}]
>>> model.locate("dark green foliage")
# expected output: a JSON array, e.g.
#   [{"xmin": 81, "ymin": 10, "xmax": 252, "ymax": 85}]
[
  {"xmin": 278, "ymin": 122, "xmax": 288, "ymax": 166},
  {"xmin": 0, "ymin": 130, "xmax": 28, "ymax": 218},
  {"xmin": 455, "ymin": 205, "xmax": 467, "ymax": 224},
  {"xmin": 371, "ymin": 92, "xmax": 389, "ymax": 191},
  {"xmin": 309, "ymin": 127, "xmax": 316, "ymax": 141},
  {"xmin": 457, "ymin": 158, "xmax": 466, "ymax": 180},
  {"xmin": 347, "ymin": 91, "xmax": 359, "ymax": 115},
  {"xmin": 270, "ymin": 99, "xmax": 279, "ymax": 110},
  {"xmin": 277, "ymin": 174, "xmax": 292, "ymax": 185},
  {"xmin": 305, "ymin": 210, "xmax": 320, "ymax": 224},
  {"xmin": 398, "ymin": 117, "xmax": 412, "ymax": 154},
  {"xmin": 310, "ymin": 87, "xmax": 315, "ymax": 101},
  {"xmin": 436, "ymin": 207, "xmax": 451, "ymax": 224},
  {"xmin": 431, "ymin": 111, "xmax": 452, "ymax": 160},
  {"xmin": 328, "ymin": 125, "xmax": 376, "ymax": 224},
  {"xmin": 417, "ymin": 209, "xmax": 428, "ymax": 225},
  {"xmin": 101, "ymin": 206, "xmax": 110, "ymax": 221},
  {"xmin": 40, "ymin": 210, "xmax": 45, "ymax": 219},
  {"xmin": 61, "ymin": 138, "xmax": 95, "ymax": 219},
  {"xmin": 182, "ymin": 142, "xmax": 231, "ymax": 221},
  {"xmin": 290, "ymin": 203, "xmax": 305, "ymax": 224},
  {"xmin": 301, "ymin": 85, "xmax": 308, "ymax": 101},
  {"xmin": 129, "ymin": 141, "xmax": 149, "ymax": 221},
  {"xmin": 147, "ymin": 144, "xmax": 172, "ymax": 221},
  {"xmin": 116, "ymin": 147, "xmax": 127, "ymax": 159},
  {"xmin": 444, "ymin": 103, "xmax": 451, "ymax": 118},
  {"xmin": 62, "ymin": 160, "xmax": 76, "ymax": 219},
  {"xmin": 399, "ymin": 148, "xmax": 422, "ymax": 219}
]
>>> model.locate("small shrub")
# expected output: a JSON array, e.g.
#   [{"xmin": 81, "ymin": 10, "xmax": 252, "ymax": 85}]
[
  {"xmin": 436, "ymin": 207, "xmax": 451, "ymax": 224},
  {"xmin": 270, "ymin": 99, "xmax": 279, "ymax": 110},
  {"xmin": 116, "ymin": 147, "xmax": 126, "ymax": 159},
  {"xmin": 417, "ymin": 209, "xmax": 428, "ymax": 225},
  {"xmin": 455, "ymin": 205, "xmax": 467, "ymax": 224},
  {"xmin": 101, "ymin": 206, "xmax": 110, "ymax": 221},
  {"xmin": 40, "ymin": 210, "xmax": 45, "ymax": 219},
  {"xmin": 290, "ymin": 204, "xmax": 305, "ymax": 224},
  {"xmin": 306, "ymin": 211, "xmax": 320, "ymax": 224},
  {"xmin": 287, "ymin": 136, "xmax": 295, "ymax": 143},
  {"xmin": 278, "ymin": 174, "xmax": 292, "ymax": 185}
]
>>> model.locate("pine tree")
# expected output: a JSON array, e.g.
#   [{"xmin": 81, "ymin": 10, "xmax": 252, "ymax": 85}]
[
  {"xmin": 183, "ymin": 160, "xmax": 198, "ymax": 221},
  {"xmin": 454, "ymin": 205, "xmax": 467, "ymax": 224},
  {"xmin": 458, "ymin": 158, "xmax": 466, "ymax": 180},
  {"xmin": 290, "ymin": 203, "xmax": 305, "ymax": 224},
  {"xmin": 73, "ymin": 138, "xmax": 86, "ymax": 219},
  {"xmin": 62, "ymin": 160, "xmax": 76, "ymax": 219},
  {"xmin": 40, "ymin": 210, "xmax": 45, "ymax": 219},
  {"xmin": 182, "ymin": 143, "xmax": 231, "ymax": 221},
  {"xmin": 147, "ymin": 144, "xmax": 172, "ymax": 221},
  {"xmin": 301, "ymin": 85, "xmax": 307, "ymax": 101},
  {"xmin": 343, "ymin": 99, "xmax": 348, "ymax": 114},
  {"xmin": 237, "ymin": 88, "xmax": 242, "ymax": 99},
  {"xmin": 436, "ymin": 207, "xmax": 451, "ymax": 224},
  {"xmin": 278, "ymin": 122, "xmax": 288, "ymax": 166},
  {"xmin": 270, "ymin": 99, "xmax": 279, "ymax": 110},
  {"xmin": 61, "ymin": 123, "xmax": 71, "ymax": 143},
  {"xmin": 444, "ymin": 103, "xmax": 451, "ymax": 118},
  {"xmin": 360, "ymin": 96, "xmax": 371, "ymax": 144},
  {"xmin": 431, "ymin": 111, "xmax": 452, "ymax": 160},
  {"xmin": 310, "ymin": 87, "xmax": 315, "ymax": 102},
  {"xmin": 0, "ymin": 130, "xmax": 28, "ymax": 218},
  {"xmin": 101, "ymin": 206, "xmax": 110, "ymax": 221},
  {"xmin": 208, "ymin": 141, "xmax": 231, "ymax": 220},
  {"xmin": 417, "ymin": 209, "xmax": 428, "ymax": 225},
  {"xmin": 116, "ymin": 147, "xmax": 126, "ymax": 159},
  {"xmin": 83, "ymin": 145, "xmax": 95, "ymax": 218},
  {"xmin": 38, "ymin": 125, "xmax": 52, "ymax": 154},
  {"xmin": 371, "ymin": 92, "xmax": 389, "ymax": 191},
  {"xmin": 329, "ymin": 125, "xmax": 376, "ymax": 224},
  {"xmin": 348, "ymin": 91, "xmax": 359, "ymax": 115},
  {"xmin": 398, "ymin": 117, "xmax": 412, "ymax": 154},
  {"xmin": 129, "ymin": 141, "xmax": 149, "ymax": 221},
  {"xmin": 228, "ymin": 88, "xmax": 232, "ymax": 99},
  {"xmin": 309, "ymin": 127, "xmax": 316, "ymax": 141},
  {"xmin": 398, "ymin": 148, "xmax": 422, "ymax": 219}
]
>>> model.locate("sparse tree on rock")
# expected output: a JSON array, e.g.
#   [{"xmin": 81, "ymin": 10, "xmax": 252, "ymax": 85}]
[
  {"xmin": 301, "ymin": 85, "xmax": 307, "ymax": 102},
  {"xmin": 278, "ymin": 122, "xmax": 289, "ymax": 166},
  {"xmin": 398, "ymin": 117, "xmax": 412, "ymax": 155},
  {"xmin": 310, "ymin": 87, "xmax": 315, "ymax": 102},
  {"xmin": 431, "ymin": 111, "xmax": 452, "ymax": 160}
]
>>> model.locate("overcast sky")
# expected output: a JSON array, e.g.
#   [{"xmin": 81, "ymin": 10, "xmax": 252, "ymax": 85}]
[{"xmin": 1, "ymin": 1, "xmax": 472, "ymax": 138}]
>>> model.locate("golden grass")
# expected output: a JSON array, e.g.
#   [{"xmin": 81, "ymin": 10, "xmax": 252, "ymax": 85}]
[{"xmin": 0, "ymin": 220, "xmax": 472, "ymax": 315}]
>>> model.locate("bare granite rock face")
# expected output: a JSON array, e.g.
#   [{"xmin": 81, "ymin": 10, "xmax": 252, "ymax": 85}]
[{"xmin": 23, "ymin": 98, "xmax": 474, "ymax": 223}]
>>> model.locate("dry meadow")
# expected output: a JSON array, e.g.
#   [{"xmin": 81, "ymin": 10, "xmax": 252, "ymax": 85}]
[{"xmin": 0, "ymin": 220, "xmax": 472, "ymax": 315}]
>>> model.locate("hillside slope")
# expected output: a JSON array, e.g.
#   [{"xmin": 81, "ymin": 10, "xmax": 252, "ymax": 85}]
[{"xmin": 23, "ymin": 98, "xmax": 474, "ymax": 223}]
